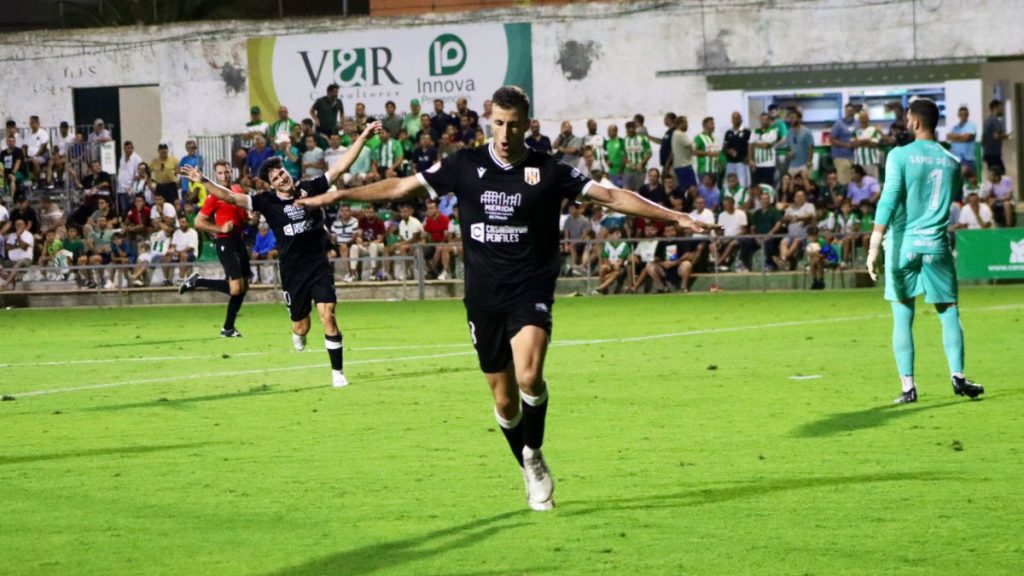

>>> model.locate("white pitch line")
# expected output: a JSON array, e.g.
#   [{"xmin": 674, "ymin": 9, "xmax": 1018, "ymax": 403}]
[
  {"xmin": 789, "ymin": 375, "xmax": 824, "ymax": 381},
  {"xmin": 8, "ymin": 302, "xmax": 1024, "ymax": 399}
]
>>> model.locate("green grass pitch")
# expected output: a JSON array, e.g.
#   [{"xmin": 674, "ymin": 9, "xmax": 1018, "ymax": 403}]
[{"xmin": 2, "ymin": 286, "xmax": 1023, "ymax": 575}]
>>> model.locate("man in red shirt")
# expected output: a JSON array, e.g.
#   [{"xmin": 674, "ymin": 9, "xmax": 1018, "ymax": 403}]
[
  {"xmin": 422, "ymin": 199, "xmax": 452, "ymax": 280},
  {"xmin": 352, "ymin": 205, "xmax": 386, "ymax": 280},
  {"xmin": 179, "ymin": 160, "xmax": 250, "ymax": 337},
  {"xmin": 124, "ymin": 195, "xmax": 152, "ymax": 242}
]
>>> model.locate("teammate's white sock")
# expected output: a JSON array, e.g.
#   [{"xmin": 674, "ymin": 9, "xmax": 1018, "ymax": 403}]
[
  {"xmin": 900, "ymin": 375, "xmax": 916, "ymax": 393},
  {"xmin": 952, "ymin": 372, "xmax": 965, "ymax": 380}
]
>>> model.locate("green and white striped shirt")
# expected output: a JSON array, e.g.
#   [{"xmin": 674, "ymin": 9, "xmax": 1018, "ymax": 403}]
[
  {"xmin": 751, "ymin": 128, "xmax": 778, "ymax": 167},
  {"xmin": 855, "ymin": 125, "xmax": 882, "ymax": 166},
  {"xmin": 724, "ymin": 184, "xmax": 749, "ymax": 207},
  {"xmin": 624, "ymin": 135, "xmax": 651, "ymax": 170},
  {"xmin": 694, "ymin": 132, "xmax": 718, "ymax": 174},
  {"xmin": 375, "ymin": 140, "xmax": 403, "ymax": 169}
]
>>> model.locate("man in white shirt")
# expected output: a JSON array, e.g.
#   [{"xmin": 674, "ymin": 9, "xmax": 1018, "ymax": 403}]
[
  {"xmin": 48, "ymin": 121, "xmax": 76, "ymax": 187},
  {"xmin": 1, "ymin": 218, "xmax": 33, "ymax": 289},
  {"xmin": 116, "ymin": 141, "xmax": 143, "ymax": 216},
  {"xmin": 776, "ymin": 190, "xmax": 815, "ymax": 270},
  {"xmin": 715, "ymin": 196, "xmax": 750, "ymax": 271},
  {"xmin": 957, "ymin": 192, "xmax": 994, "ymax": 230},
  {"xmin": 133, "ymin": 220, "xmax": 171, "ymax": 286},
  {"xmin": 88, "ymin": 119, "xmax": 112, "ymax": 143},
  {"xmin": 151, "ymin": 194, "xmax": 178, "ymax": 227},
  {"xmin": 392, "ymin": 203, "xmax": 423, "ymax": 280},
  {"xmin": 169, "ymin": 216, "xmax": 199, "ymax": 282},
  {"xmin": 323, "ymin": 134, "xmax": 348, "ymax": 184},
  {"xmin": 25, "ymin": 115, "xmax": 50, "ymax": 188},
  {"xmin": 329, "ymin": 204, "xmax": 360, "ymax": 281}
]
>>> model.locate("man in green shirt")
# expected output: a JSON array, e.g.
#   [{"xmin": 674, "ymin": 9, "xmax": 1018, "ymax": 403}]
[
  {"xmin": 867, "ymin": 98, "xmax": 984, "ymax": 404},
  {"xmin": 310, "ymin": 83, "xmax": 343, "ymax": 136},
  {"xmin": 768, "ymin": 104, "xmax": 788, "ymax": 139},
  {"xmin": 623, "ymin": 120, "xmax": 651, "ymax": 192},
  {"xmin": 750, "ymin": 189, "xmax": 783, "ymax": 271},
  {"xmin": 694, "ymin": 116, "xmax": 719, "ymax": 180},
  {"xmin": 269, "ymin": 106, "xmax": 298, "ymax": 146},
  {"xmin": 403, "ymin": 99, "xmax": 423, "ymax": 139},
  {"xmin": 373, "ymin": 127, "xmax": 405, "ymax": 179},
  {"xmin": 604, "ymin": 124, "xmax": 625, "ymax": 187}
]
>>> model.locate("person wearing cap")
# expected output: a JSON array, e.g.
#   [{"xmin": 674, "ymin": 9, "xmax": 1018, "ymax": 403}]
[
  {"xmin": 88, "ymin": 119, "xmax": 112, "ymax": 143},
  {"xmin": 403, "ymin": 99, "xmax": 422, "ymax": 138},
  {"xmin": 151, "ymin": 143, "xmax": 180, "ymax": 202},
  {"xmin": 311, "ymin": 84, "xmax": 343, "ymax": 137},
  {"xmin": 245, "ymin": 106, "xmax": 269, "ymax": 141}
]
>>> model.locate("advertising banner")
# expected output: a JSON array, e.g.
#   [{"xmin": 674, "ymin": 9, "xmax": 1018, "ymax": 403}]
[
  {"xmin": 247, "ymin": 23, "xmax": 532, "ymax": 119},
  {"xmin": 955, "ymin": 228, "xmax": 1024, "ymax": 280}
]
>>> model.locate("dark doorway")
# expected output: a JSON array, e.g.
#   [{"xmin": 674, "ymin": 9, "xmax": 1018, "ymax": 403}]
[{"xmin": 73, "ymin": 86, "xmax": 121, "ymax": 145}]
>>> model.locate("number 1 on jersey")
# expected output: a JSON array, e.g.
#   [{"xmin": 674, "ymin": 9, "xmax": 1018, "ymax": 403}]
[{"xmin": 927, "ymin": 169, "xmax": 942, "ymax": 210}]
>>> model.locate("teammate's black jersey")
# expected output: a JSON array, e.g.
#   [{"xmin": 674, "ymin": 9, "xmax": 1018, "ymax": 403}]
[
  {"xmin": 250, "ymin": 175, "xmax": 330, "ymax": 268},
  {"xmin": 418, "ymin": 145, "xmax": 594, "ymax": 310}
]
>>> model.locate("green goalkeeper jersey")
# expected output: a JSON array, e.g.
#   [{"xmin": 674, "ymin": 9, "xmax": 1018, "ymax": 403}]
[{"xmin": 876, "ymin": 139, "xmax": 961, "ymax": 254}]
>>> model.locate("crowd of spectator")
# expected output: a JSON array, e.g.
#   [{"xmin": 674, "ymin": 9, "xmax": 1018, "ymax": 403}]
[{"xmin": 0, "ymin": 89, "xmax": 1017, "ymax": 293}]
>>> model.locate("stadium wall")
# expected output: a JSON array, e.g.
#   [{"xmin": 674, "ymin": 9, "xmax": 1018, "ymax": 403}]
[{"xmin": 0, "ymin": 0, "xmax": 1021, "ymax": 152}]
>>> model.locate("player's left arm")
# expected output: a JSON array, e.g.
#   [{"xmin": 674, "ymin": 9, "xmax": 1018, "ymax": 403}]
[
  {"xmin": 584, "ymin": 182, "xmax": 718, "ymax": 235},
  {"xmin": 867, "ymin": 151, "xmax": 904, "ymax": 280},
  {"xmin": 325, "ymin": 121, "xmax": 381, "ymax": 184}
]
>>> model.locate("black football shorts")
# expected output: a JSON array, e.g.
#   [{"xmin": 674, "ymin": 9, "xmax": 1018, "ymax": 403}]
[
  {"xmin": 281, "ymin": 262, "xmax": 336, "ymax": 322},
  {"xmin": 465, "ymin": 300, "xmax": 553, "ymax": 373}
]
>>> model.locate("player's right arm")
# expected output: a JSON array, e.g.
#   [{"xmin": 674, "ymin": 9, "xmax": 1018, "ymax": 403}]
[
  {"xmin": 298, "ymin": 152, "xmax": 459, "ymax": 209},
  {"xmin": 180, "ymin": 166, "xmax": 252, "ymax": 210}
]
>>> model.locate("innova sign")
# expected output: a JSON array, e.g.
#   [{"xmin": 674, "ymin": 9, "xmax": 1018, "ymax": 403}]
[{"xmin": 248, "ymin": 23, "xmax": 533, "ymax": 118}]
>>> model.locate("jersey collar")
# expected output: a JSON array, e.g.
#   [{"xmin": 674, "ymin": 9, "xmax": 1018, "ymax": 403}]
[{"xmin": 488, "ymin": 142, "xmax": 529, "ymax": 171}]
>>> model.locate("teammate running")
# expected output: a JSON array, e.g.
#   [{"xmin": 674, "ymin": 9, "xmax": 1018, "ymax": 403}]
[
  {"xmin": 867, "ymin": 98, "xmax": 985, "ymax": 404},
  {"xmin": 294, "ymin": 86, "xmax": 717, "ymax": 511},
  {"xmin": 179, "ymin": 160, "xmax": 249, "ymax": 337},
  {"xmin": 181, "ymin": 121, "xmax": 381, "ymax": 388}
]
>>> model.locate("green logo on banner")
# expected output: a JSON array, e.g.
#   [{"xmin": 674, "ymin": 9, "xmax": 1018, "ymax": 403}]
[{"xmin": 429, "ymin": 34, "xmax": 466, "ymax": 77}]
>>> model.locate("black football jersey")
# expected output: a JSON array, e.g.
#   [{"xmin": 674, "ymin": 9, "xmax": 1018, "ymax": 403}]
[
  {"xmin": 250, "ymin": 175, "xmax": 331, "ymax": 268},
  {"xmin": 417, "ymin": 145, "xmax": 594, "ymax": 310}
]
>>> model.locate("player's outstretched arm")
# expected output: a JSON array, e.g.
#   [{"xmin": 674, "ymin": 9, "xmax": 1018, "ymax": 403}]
[
  {"xmin": 296, "ymin": 173, "xmax": 427, "ymax": 209},
  {"xmin": 180, "ymin": 166, "xmax": 249, "ymax": 209},
  {"xmin": 585, "ymin": 183, "xmax": 718, "ymax": 235},
  {"xmin": 325, "ymin": 121, "xmax": 381, "ymax": 184}
]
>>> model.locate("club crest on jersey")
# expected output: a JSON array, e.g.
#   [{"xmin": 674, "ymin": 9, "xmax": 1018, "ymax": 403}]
[{"xmin": 524, "ymin": 167, "xmax": 540, "ymax": 186}]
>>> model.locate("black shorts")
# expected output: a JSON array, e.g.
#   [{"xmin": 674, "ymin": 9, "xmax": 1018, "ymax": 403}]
[
  {"xmin": 281, "ymin": 262, "xmax": 336, "ymax": 322},
  {"xmin": 215, "ymin": 236, "xmax": 251, "ymax": 280},
  {"xmin": 466, "ymin": 300, "xmax": 553, "ymax": 373}
]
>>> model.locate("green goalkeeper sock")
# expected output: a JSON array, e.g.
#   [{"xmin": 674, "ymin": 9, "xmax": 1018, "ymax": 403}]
[
  {"xmin": 891, "ymin": 300, "xmax": 915, "ymax": 381},
  {"xmin": 937, "ymin": 304, "xmax": 965, "ymax": 375}
]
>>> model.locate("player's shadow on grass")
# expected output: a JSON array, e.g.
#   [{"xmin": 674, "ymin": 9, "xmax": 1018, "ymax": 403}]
[
  {"xmin": 0, "ymin": 442, "xmax": 210, "ymax": 466},
  {"xmin": 85, "ymin": 385, "xmax": 322, "ymax": 412},
  {"xmin": 563, "ymin": 470, "xmax": 948, "ymax": 517},
  {"xmin": 264, "ymin": 510, "xmax": 533, "ymax": 576},
  {"xmin": 793, "ymin": 399, "xmax": 965, "ymax": 438}
]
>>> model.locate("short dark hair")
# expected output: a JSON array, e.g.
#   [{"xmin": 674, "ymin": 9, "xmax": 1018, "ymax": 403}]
[
  {"xmin": 124, "ymin": 140, "xmax": 133, "ymax": 147},
  {"xmin": 989, "ymin": 99, "xmax": 1002, "ymax": 111},
  {"xmin": 491, "ymin": 86, "xmax": 530, "ymax": 117},
  {"xmin": 29, "ymin": 115, "xmax": 39, "ymax": 122},
  {"xmin": 909, "ymin": 99, "xmax": 940, "ymax": 131},
  {"xmin": 59, "ymin": 121, "xmax": 69, "ymax": 128},
  {"xmin": 258, "ymin": 156, "xmax": 284, "ymax": 183},
  {"xmin": 385, "ymin": 100, "xmax": 396, "ymax": 108},
  {"xmin": 633, "ymin": 113, "xmax": 645, "ymax": 124},
  {"xmin": 327, "ymin": 83, "xmax": 339, "ymax": 92},
  {"xmin": 791, "ymin": 109, "xmax": 803, "ymax": 120},
  {"xmin": 767, "ymin": 104, "xmax": 779, "ymax": 112},
  {"xmin": 213, "ymin": 159, "xmax": 231, "ymax": 171},
  {"xmin": 625, "ymin": 120, "xmax": 636, "ymax": 130},
  {"xmin": 958, "ymin": 106, "xmax": 968, "ymax": 113},
  {"xmin": 702, "ymin": 116, "xmax": 713, "ymax": 126},
  {"xmin": 852, "ymin": 164, "xmax": 866, "ymax": 178}
]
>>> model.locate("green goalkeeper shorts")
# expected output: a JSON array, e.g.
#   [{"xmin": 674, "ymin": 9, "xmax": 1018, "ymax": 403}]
[{"xmin": 884, "ymin": 249, "xmax": 958, "ymax": 304}]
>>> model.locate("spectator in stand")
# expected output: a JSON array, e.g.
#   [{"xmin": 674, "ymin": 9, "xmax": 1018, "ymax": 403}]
[
  {"xmin": 715, "ymin": 195, "xmax": 750, "ymax": 272},
  {"xmin": 417, "ymin": 114, "xmax": 440, "ymax": 147},
  {"xmin": 329, "ymin": 204, "xmax": 359, "ymax": 282},
  {"xmin": 776, "ymin": 190, "xmax": 815, "ymax": 270},
  {"xmin": 373, "ymin": 127, "xmax": 404, "ymax": 179},
  {"xmin": 946, "ymin": 106, "xmax": 977, "ymax": 173},
  {"xmin": 961, "ymin": 168, "xmax": 982, "ymax": 203},
  {"xmin": 62, "ymin": 225, "xmax": 85, "ymax": 273},
  {"xmin": 48, "ymin": 121, "xmax": 74, "ymax": 188},
  {"xmin": 853, "ymin": 110, "xmax": 883, "ymax": 179},
  {"xmin": 178, "ymin": 140, "xmax": 204, "ymax": 200},
  {"xmin": 638, "ymin": 168, "xmax": 668, "ymax": 207},
  {"xmin": 322, "ymin": 134, "xmax": 348, "ymax": 185},
  {"xmin": 422, "ymin": 199, "xmax": 452, "ymax": 280},
  {"xmin": 697, "ymin": 172, "xmax": 721, "ymax": 212},
  {"xmin": 353, "ymin": 102, "xmax": 369, "ymax": 131},
  {"xmin": 749, "ymin": 189, "xmax": 783, "ymax": 271},
  {"xmin": 623, "ymin": 120, "xmax": 651, "ymax": 192},
  {"xmin": 347, "ymin": 137, "xmax": 378, "ymax": 187},
  {"xmin": 352, "ymin": 205, "xmax": 386, "ymax": 280},
  {"xmin": 767, "ymin": 104, "xmax": 788, "ymax": 139},
  {"xmin": 0, "ymin": 198, "xmax": 8, "ymax": 238},
  {"xmin": 79, "ymin": 215, "xmax": 115, "ymax": 288},
  {"xmin": 784, "ymin": 110, "xmax": 815, "ymax": 179},
  {"xmin": 723, "ymin": 112, "xmax": 751, "ymax": 188},
  {"xmin": 593, "ymin": 227, "xmax": 630, "ymax": 295},
  {"xmin": 88, "ymin": 119, "xmax": 112, "ymax": 143},
  {"xmin": 833, "ymin": 197, "xmax": 860, "ymax": 267},
  {"xmin": 749, "ymin": 112, "xmax": 779, "ymax": 187},
  {"xmin": 269, "ymin": 106, "xmax": 298, "ymax": 145},
  {"xmin": 694, "ymin": 116, "xmax": 718, "ymax": 181},
  {"xmin": 244, "ymin": 135, "xmax": 273, "ymax": 188},
  {"xmin": 525, "ymin": 120, "xmax": 552, "ymax": 154},
  {"xmin": 130, "ymin": 163, "xmax": 155, "ymax": 205},
  {"xmin": 830, "ymin": 104, "xmax": 857, "ymax": 185},
  {"xmin": 582, "ymin": 119, "xmax": 606, "ymax": 169},
  {"xmin": 151, "ymin": 193, "xmax": 177, "ymax": 229},
  {"xmin": 722, "ymin": 172, "xmax": 752, "ymax": 213},
  {"xmin": 438, "ymin": 124, "xmax": 464, "ymax": 159},
  {"xmin": 25, "ymin": 115, "xmax": 50, "ymax": 188},
  {"xmin": 10, "ymin": 194, "xmax": 40, "ymax": 236},
  {"xmin": 624, "ymin": 222, "xmax": 660, "ymax": 292},
  {"xmin": 439, "ymin": 189, "xmax": 457, "ymax": 218},
  {"xmin": 249, "ymin": 221, "xmax": 278, "ymax": 283},
  {"xmin": 131, "ymin": 220, "xmax": 169, "ymax": 286},
  {"xmin": 245, "ymin": 106, "xmax": 269, "ymax": 142},
  {"xmin": 670, "ymin": 115, "xmax": 697, "ymax": 193},
  {"xmin": 168, "ymin": 216, "xmax": 198, "ymax": 282},
  {"xmin": 603, "ymin": 124, "xmax": 625, "ymax": 187},
  {"xmin": 455, "ymin": 97, "xmax": 479, "ymax": 128},
  {"xmin": 107, "ymin": 231, "xmax": 135, "ymax": 288},
  {"xmin": 659, "ymin": 113, "xmax": 677, "ymax": 173},
  {"xmin": 479, "ymin": 99, "xmax": 493, "ymax": 137},
  {"xmin": 38, "ymin": 196, "xmax": 64, "ymax": 234},
  {"xmin": 664, "ymin": 173, "xmax": 690, "ymax": 213},
  {"xmin": 36, "ymin": 228, "xmax": 63, "ymax": 276},
  {"xmin": 412, "ymin": 132, "xmax": 438, "ymax": 175},
  {"xmin": 458, "ymin": 114, "xmax": 478, "ymax": 146},
  {"xmin": 391, "ymin": 203, "xmax": 424, "ymax": 281},
  {"xmin": 150, "ymin": 143, "xmax": 179, "ymax": 202},
  {"xmin": 116, "ymin": 141, "xmax": 143, "ymax": 216},
  {"xmin": 71, "ymin": 160, "xmax": 112, "ymax": 226},
  {"xmin": 404, "ymin": 99, "xmax": 423, "ymax": 139},
  {"xmin": 686, "ymin": 195, "xmax": 715, "ymax": 268},
  {"xmin": 301, "ymin": 135, "xmax": 326, "ymax": 179},
  {"xmin": 311, "ymin": 83, "xmax": 343, "ymax": 136},
  {"xmin": 396, "ymin": 128, "xmax": 415, "ymax": 161},
  {"xmin": 1, "ymin": 134, "xmax": 25, "ymax": 193},
  {"xmin": 803, "ymin": 225, "xmax": 828, "ymax": 290},
  {"xmin": 846, "ymin": 164, "xmax": 881, "ymax": 206},
  {"xmin": 982, "ymin": 99, "xmax": 1009, "ymax": 172},
  {"xmin": 576, "ymin": 146, "xmax": 606, "ymax": 177},
  {"xmin": 430, "ymin": 99, "xmax": 456, "ymax": 136},
  {"xmin": 1, "ymin": 218, "xmax": 33, "ymax": 289},
  {"xmin": 819, "ymin": 170, "xmax": 843, "ymax": 211},
  {"xmin": 561, "ymin": 202, "xmax": 590, "ymax": 276},
  {"xmin": 553, "ymin": 121, "xmax": 583, "ymax": 166},
  {"xmin": 957, "ymin": 191, "xmax": 994, "ymax": 230},
  {"xmin": 89, "ymin": 196, "xmax": 118, "ymax": 229},
  {"xmin": 4, "ymin": 118, "xmax": 23, "ymax": 149},
  {"xmin": 981, "ymin": 165, "xmax": 1016, "ymax": 227},
  {"xmin": 125, "ymin": 194, "xmax": 151, "ymax": 241},
  {"xmin": 633, "ymin": 113, "xmax": 649, "ymax": 137},
  {"xmin": 273, "ymin": 133, "xmax": 301, "ymax": 181}
]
